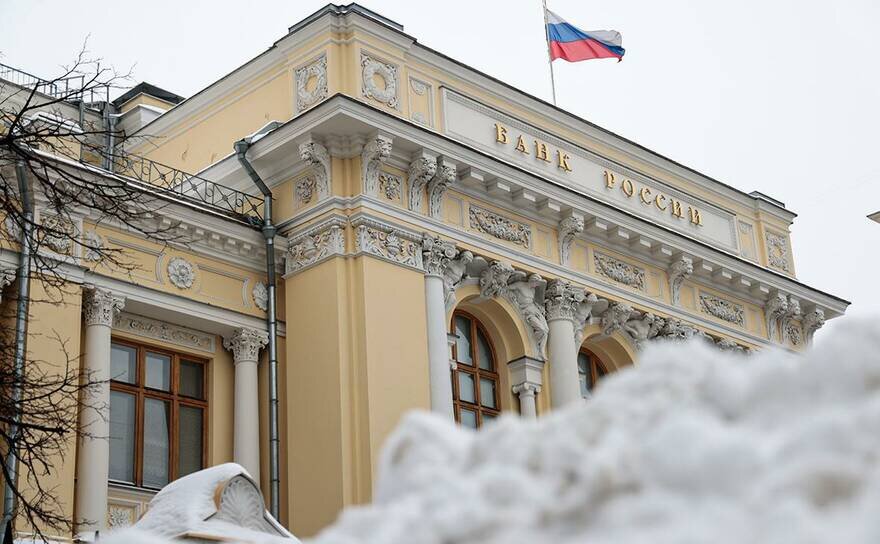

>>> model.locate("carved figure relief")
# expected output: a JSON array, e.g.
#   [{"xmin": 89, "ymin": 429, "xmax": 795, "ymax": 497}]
[
  {"xmin": 479, "ymin": 261, "xmax": 548, "ymax": 356},
  {"xmin": 469, "ymin": 205, "xmax": 531, "ymax": 249},
  {"xmin": 286, "ymin": 221, "xmax": 346, "ymax": 275},
  {"xmin": 41, "ymin": 214, "xmax": 75, "ymax": 254},
  {"xmin": 295, "ymin": 177, "xmax": 317, "ymax": 205},
  {"xmin": 361, "ymin": 52, "xmax": 398, "ymax": 108},
  {"xmin": 378, "ymin": 172, "xmax": 402, "ymax": 201},
  {"xmin": 295, "ymin": 55, "xmax": 328, "ymax": 112},
  {"xmin": 699, "ymin": 293, "xmax": 745, "ymax": 327},
  {"xmin": 82, "ymin": 230, "xmax": 104, "ymax": 262},
  {"xmin": 593, "ymin": 252, "xmax": 646, "ymax": 291},
  {"xmin": 298, "ymin": 140, "xmax": 331, "ymax": 201}
]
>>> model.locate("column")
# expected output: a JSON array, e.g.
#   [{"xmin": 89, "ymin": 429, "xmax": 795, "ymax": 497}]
[
  {"xmin": 544, "ymin": 280, "xmax": 583, "ymax": 408},
  {"xmin": 423, "ymin": 273, "xmax": 455, "ymax": 418},
  {"xmin": 75, "ymin": 286, "xmax": 124, "ymax": 540},
  {"xmin": 509, "ymin": 356, "xmax": 544, "ymax": 419},
  {"xmin": 223, "ymin": 328, "xmax": 269, "ymax": 481}
]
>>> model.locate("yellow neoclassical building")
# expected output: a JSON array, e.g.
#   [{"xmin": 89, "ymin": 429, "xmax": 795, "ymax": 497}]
[{"xmin": 0, "ymin": 2, "xmax": 849, "ymax": 541}]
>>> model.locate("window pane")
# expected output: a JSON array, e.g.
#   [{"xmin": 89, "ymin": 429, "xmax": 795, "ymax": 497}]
[
  {"xmin": 480, "ymin": 378, "xmax": 496, "ymax": 408},
  {"xmin": 178, "ymin": 406, "xmax": 204, "ymax": 477},
  {"xmin": 143, "ymin": 399, "xmax": 170, "ymax": 488},
  {"xmin": 109, "ymin": 391, "xmax": 136, "ymax": 483},
  {"xmin": 454, "ymin": 315, "xmax": 473, "ymax": 365},
  {"xmin": 145, "ymin": 352, "xmax": 171, "ymax": 391},
  {"xmin": 578, "ymin": 353, "xmax": 590, "ymax": 397},
  {"xmin": 111, "ymin": 344, "xmax": 137, "ymax": 384},
  {"xmin": 179, "ymin": 360, "xmax": 204, "ymax": 399},
  {"xmin": 482, "ymin": 413, "xmax": 497, "ymax": 426},
  {"xmin": 459, "ymin": 409, "xmax": 477, "ymax": 428},
  {"xmin": 458, "ymin": 372, "xmax": 475, "ymax": 404},
  {"xmin": 476, "ymin": 330, "xmax": 493, "ymax": 371}
]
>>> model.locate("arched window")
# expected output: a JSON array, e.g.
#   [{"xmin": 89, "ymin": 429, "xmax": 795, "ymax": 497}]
[
  {"xmin": 577, "ymin": 349, "xmax": 608, "ymax": 398},
  {"xmin": 451, "ymin": 311, "xmax": 500, "ymax": 428}
]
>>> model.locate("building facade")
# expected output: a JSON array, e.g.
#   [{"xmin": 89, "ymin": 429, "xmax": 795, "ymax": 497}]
[{"xmin": 0, "ymin": 3, "xmax": 849, "ymax": 541}]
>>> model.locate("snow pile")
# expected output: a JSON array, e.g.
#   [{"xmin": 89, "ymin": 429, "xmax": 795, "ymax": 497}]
[{"xmin": 311, "ymin": 321, "xmax": 880, "ymax": 544}]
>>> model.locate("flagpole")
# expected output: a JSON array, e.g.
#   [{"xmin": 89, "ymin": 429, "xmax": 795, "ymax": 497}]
[{"xmin": 541, "ymin": 0, "xmax": 558, "ymax": 105}]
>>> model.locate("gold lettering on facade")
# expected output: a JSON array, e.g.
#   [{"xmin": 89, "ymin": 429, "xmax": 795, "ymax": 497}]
[
  {"xmin": 604, "ymin": 170, "xmax": 616, "ymax": 188},
  {"xmin": 654, "ymin": 194, "xmax": 667, "ymax": 210},
  {"xmin": 495, "ymin": 123, "xmax": 509, "ymax": 144},
  {"xmin": 557, "ymin": 151, "xmax": 572, "ymax": 172},
  {"xmin": 534, "ymin": 141, "xmax": 551, "ymax": 162},
  {"xmin": 490, "ymin": 123, "xmax": 573, "ymax": 172},
  {"xmin": 639, "ymin": 187, "xmax": 652, "ymax": 204},
  {"xmin": 621, "ymin": 178, "xmax": 634, "ymax": 198},
  {"xmin": 670, "ymin": 199, "xmax": 683, "ymax": 218},
  {"xmin": 688, "ymin": 206, "xmax": 703, "ymax": 225}
]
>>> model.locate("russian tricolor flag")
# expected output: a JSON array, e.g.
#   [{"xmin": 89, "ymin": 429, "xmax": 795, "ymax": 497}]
[{"xmin": 546, "ymin": 9, "xmax": 625, "ymax": 62}]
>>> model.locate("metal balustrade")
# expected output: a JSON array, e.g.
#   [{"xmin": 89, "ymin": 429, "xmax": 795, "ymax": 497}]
[
  {"xmin": 0, "ymin": 62, "xmax": 110, "ymax": 105},
  {"xmin": 100, "ymin": 152, "xmax": 264, "ymax": 225}
]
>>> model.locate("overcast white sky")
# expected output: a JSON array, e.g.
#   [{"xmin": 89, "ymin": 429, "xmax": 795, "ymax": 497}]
[{"xmin": 2, "ymin": 0, "xmax": 878, "ymax": 340}]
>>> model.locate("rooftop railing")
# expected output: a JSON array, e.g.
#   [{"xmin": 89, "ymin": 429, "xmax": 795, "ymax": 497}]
[
  {"xmin": 0, "ymin": 62, "xmax": 110, "ymax": 105},
  {"xmin": 100, "ymin": 152, "xmax": 264, "ymax": 226}
]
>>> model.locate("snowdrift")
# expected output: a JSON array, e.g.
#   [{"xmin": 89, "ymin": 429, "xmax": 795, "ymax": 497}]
[{"xmin": 312, "ymin": 322, "xmax": 880, "ymax": 544}]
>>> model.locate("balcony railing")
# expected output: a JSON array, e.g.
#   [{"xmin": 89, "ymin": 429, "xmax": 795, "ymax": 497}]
[
  {"xmin": 0, "ymin": 62, "xmax": 110, "ymax": 105},
  {"xmin": 100, "ymin": 152, "xmax": 264, "ymax": 226}
]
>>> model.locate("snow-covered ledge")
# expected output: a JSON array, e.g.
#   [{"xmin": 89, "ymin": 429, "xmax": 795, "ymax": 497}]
[{"xmin": 113, "ymin": 463, "xmax": 299, "ymax": 544}]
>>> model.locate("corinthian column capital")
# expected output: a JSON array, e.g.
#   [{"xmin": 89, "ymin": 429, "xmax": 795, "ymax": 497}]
[
  {"xmin": 223, "ymin": 328, "xmax": 269, "ymax": 363},
  {"xmin": 544, "ymin": 279, "xmax": 584, "ymax": 323},
  {"xmin": 82, "ymin": 286, "xmax": 125, "ymax": 327}
]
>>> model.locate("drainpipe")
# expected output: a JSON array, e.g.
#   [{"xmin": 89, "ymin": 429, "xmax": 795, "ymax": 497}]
[
  {"xmin": 234, "ymin": 139, "xmax": 280, "ymax": 521},
  {"xmin": 1, "ymin": 159, "xmax": 34, "ymax": 542}
]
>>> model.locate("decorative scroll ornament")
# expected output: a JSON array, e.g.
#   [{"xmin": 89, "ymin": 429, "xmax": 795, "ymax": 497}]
[
  {"xmin": 593, "ymin": 253, "xmax": 646, "ymax": 291},
  {"xmin": 407, "ymin": 154, "xmax": 437, "ymax": 212},
  {"xmin": 295, "ymin": 55, "xmax": 328, "ymax": 112},
  {"xmin": 379, "ymin": 173, "xmax": 402, "ymax": 201},
  {"xmin": 299, "ymin": 139, "xmax": 331, "ymax": 201},
  {"xmin": 781, "ymin": 295, "xmax": 802, "ymax": 345},
  {"xmin": 802, "ymin": 307, "xmax": 825, "ymax": 346},
  {"xmin": 114, "ymin": 312, "xmax": 215, "ymax": 352},
  {"xmin": 252, "ymin": 282, "xmax": 268, "ymax": 311},
  {"xmin": 223, "ymin": 327, "xmax": 269, "ymax": 363},
  {"xmin": 668, "ymin": 256, "xmax": 693, "ymax": 306},
  {"xmin": 480, "ymin": 261, "xmax": 548, "ymax": 356},
  {"xmin": 295, "ymin": 177, "xmax": 316, "ymax": 205},
  {"xmin": 469, "ymin": 205, "xmax": 531, "ymax": 249},
  {"xmin": 361, "ymin": 52, "xmax": 398, "ymax": 108},
  {"xmin": 362, "ymin": 135, "xmax": 393, "ymax": 195},
  {"xmin": 557, "ymin": 216, "xmax": 584, "ymax": 267},
  {"xmin": 699, "ymin": 293, "xmax": 745, "ymax": 327},
  {"xmin": 355, "ymin": 221, "xmax": 422, "ymax": 269},
  {"xmin": 82, "ymin": 230, "xmax": 104, "ymax": 262},
  {"xmin": 83, "ymin": 286, "xmax": 125, "ymax": 327},
  {"xmin": 765, "ymin": 292, "xmax": 789, "ymax": 343},
  {"xmin": 213, "ymin": 475, "xmax": 278, "ymax": 534},
  {"xmin": 167, "ymin": 257, "xmax": 196, "ymax": 289},
  {"xmin": 427, "ymin": 157, "xmax": 456, "ymax": 218},
  {"xmin": 765, "ymin": 231, "xmax": 791, "ymax": 273},
  {"xmin": 285, "ymin": 221, "xmax": 345, "ymax": 275}
]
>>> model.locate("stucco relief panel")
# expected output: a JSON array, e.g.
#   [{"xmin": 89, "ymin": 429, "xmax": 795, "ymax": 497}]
[{"xmin": 361, "ymin": 51, "xmax": 399, "ymax": 109}]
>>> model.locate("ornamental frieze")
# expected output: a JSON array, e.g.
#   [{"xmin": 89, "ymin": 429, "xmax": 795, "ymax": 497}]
[
  {"xmin": 285, "ymin": 219, "xmax": 346, "ymax": 275},
  {"xmin": 698, "ymin": 293, "xmax": 745, "ymax": 327},
  {"xmin": 468, "ymin": 205, "xmax": 531, "ymax": 249},
  {"xmin": 114, "ymin": 312, "xmax": 215, "ymax": 353},
  {"xmin": 593, "ymin": 252, "xmax": 646, "ymax": 291},
  {"xmin": 354, "ymin": 219, "xmax": 422, "ymax": 269}
]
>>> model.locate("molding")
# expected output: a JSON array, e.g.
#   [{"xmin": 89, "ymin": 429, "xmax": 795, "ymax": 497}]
[
  {"xmin": 508, "ymin": 355, "xmax": 544, "ymax": 389},
  {"xmin": 113, "ymin": 311, "xmax": 216, "ymax": 353},
  {"xmin": 284, "ymin": 216, "xmax": 347, "ymax": 276}
]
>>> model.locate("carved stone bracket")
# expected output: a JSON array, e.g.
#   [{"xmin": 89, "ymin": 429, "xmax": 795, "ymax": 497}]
[
  {"xmin": 362, "ymin": 133, "xmax": 393, "ymax": 196},
  {"xmin": 0, "ymin": 269, "xmax": 16, "ymax": 303},
  {"xmin": 764, "ymin": 292, "xmax": 789, "ymax": 343},
  {"xmin": 407, "ymin": 152, "xmax": 437, "ymax": 212},
  {"xmin": 83, "ymin": 286, "xmax": 125, "ymax": 327},
  {"xmin": 479, "ymin": 261, "xmax": 548, "ymax": 357},
  {"xmin": 802, "ymin": 307, "xmax": 825, "ymax": 346},
  {"xmin": 557, "ymin": 215, "xmax": 584, "ymax": 267},
  {"xmin": 427, "ymin": 157, "xmax": 456, "ymax": 219},
  {"xmin": 780, "ymin": 295, "xmax": 802, "ymax": 345},
  {"xmin": 285, "ymin": 218, "xmax": 346, "ymax": 275},
  {"xmin": 299, "ymin": 138, "xmax": 331, "ymax": 201},
  {"xmin": 668, "ymin": 256, "xmax": 693, "ymax": 306}
]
